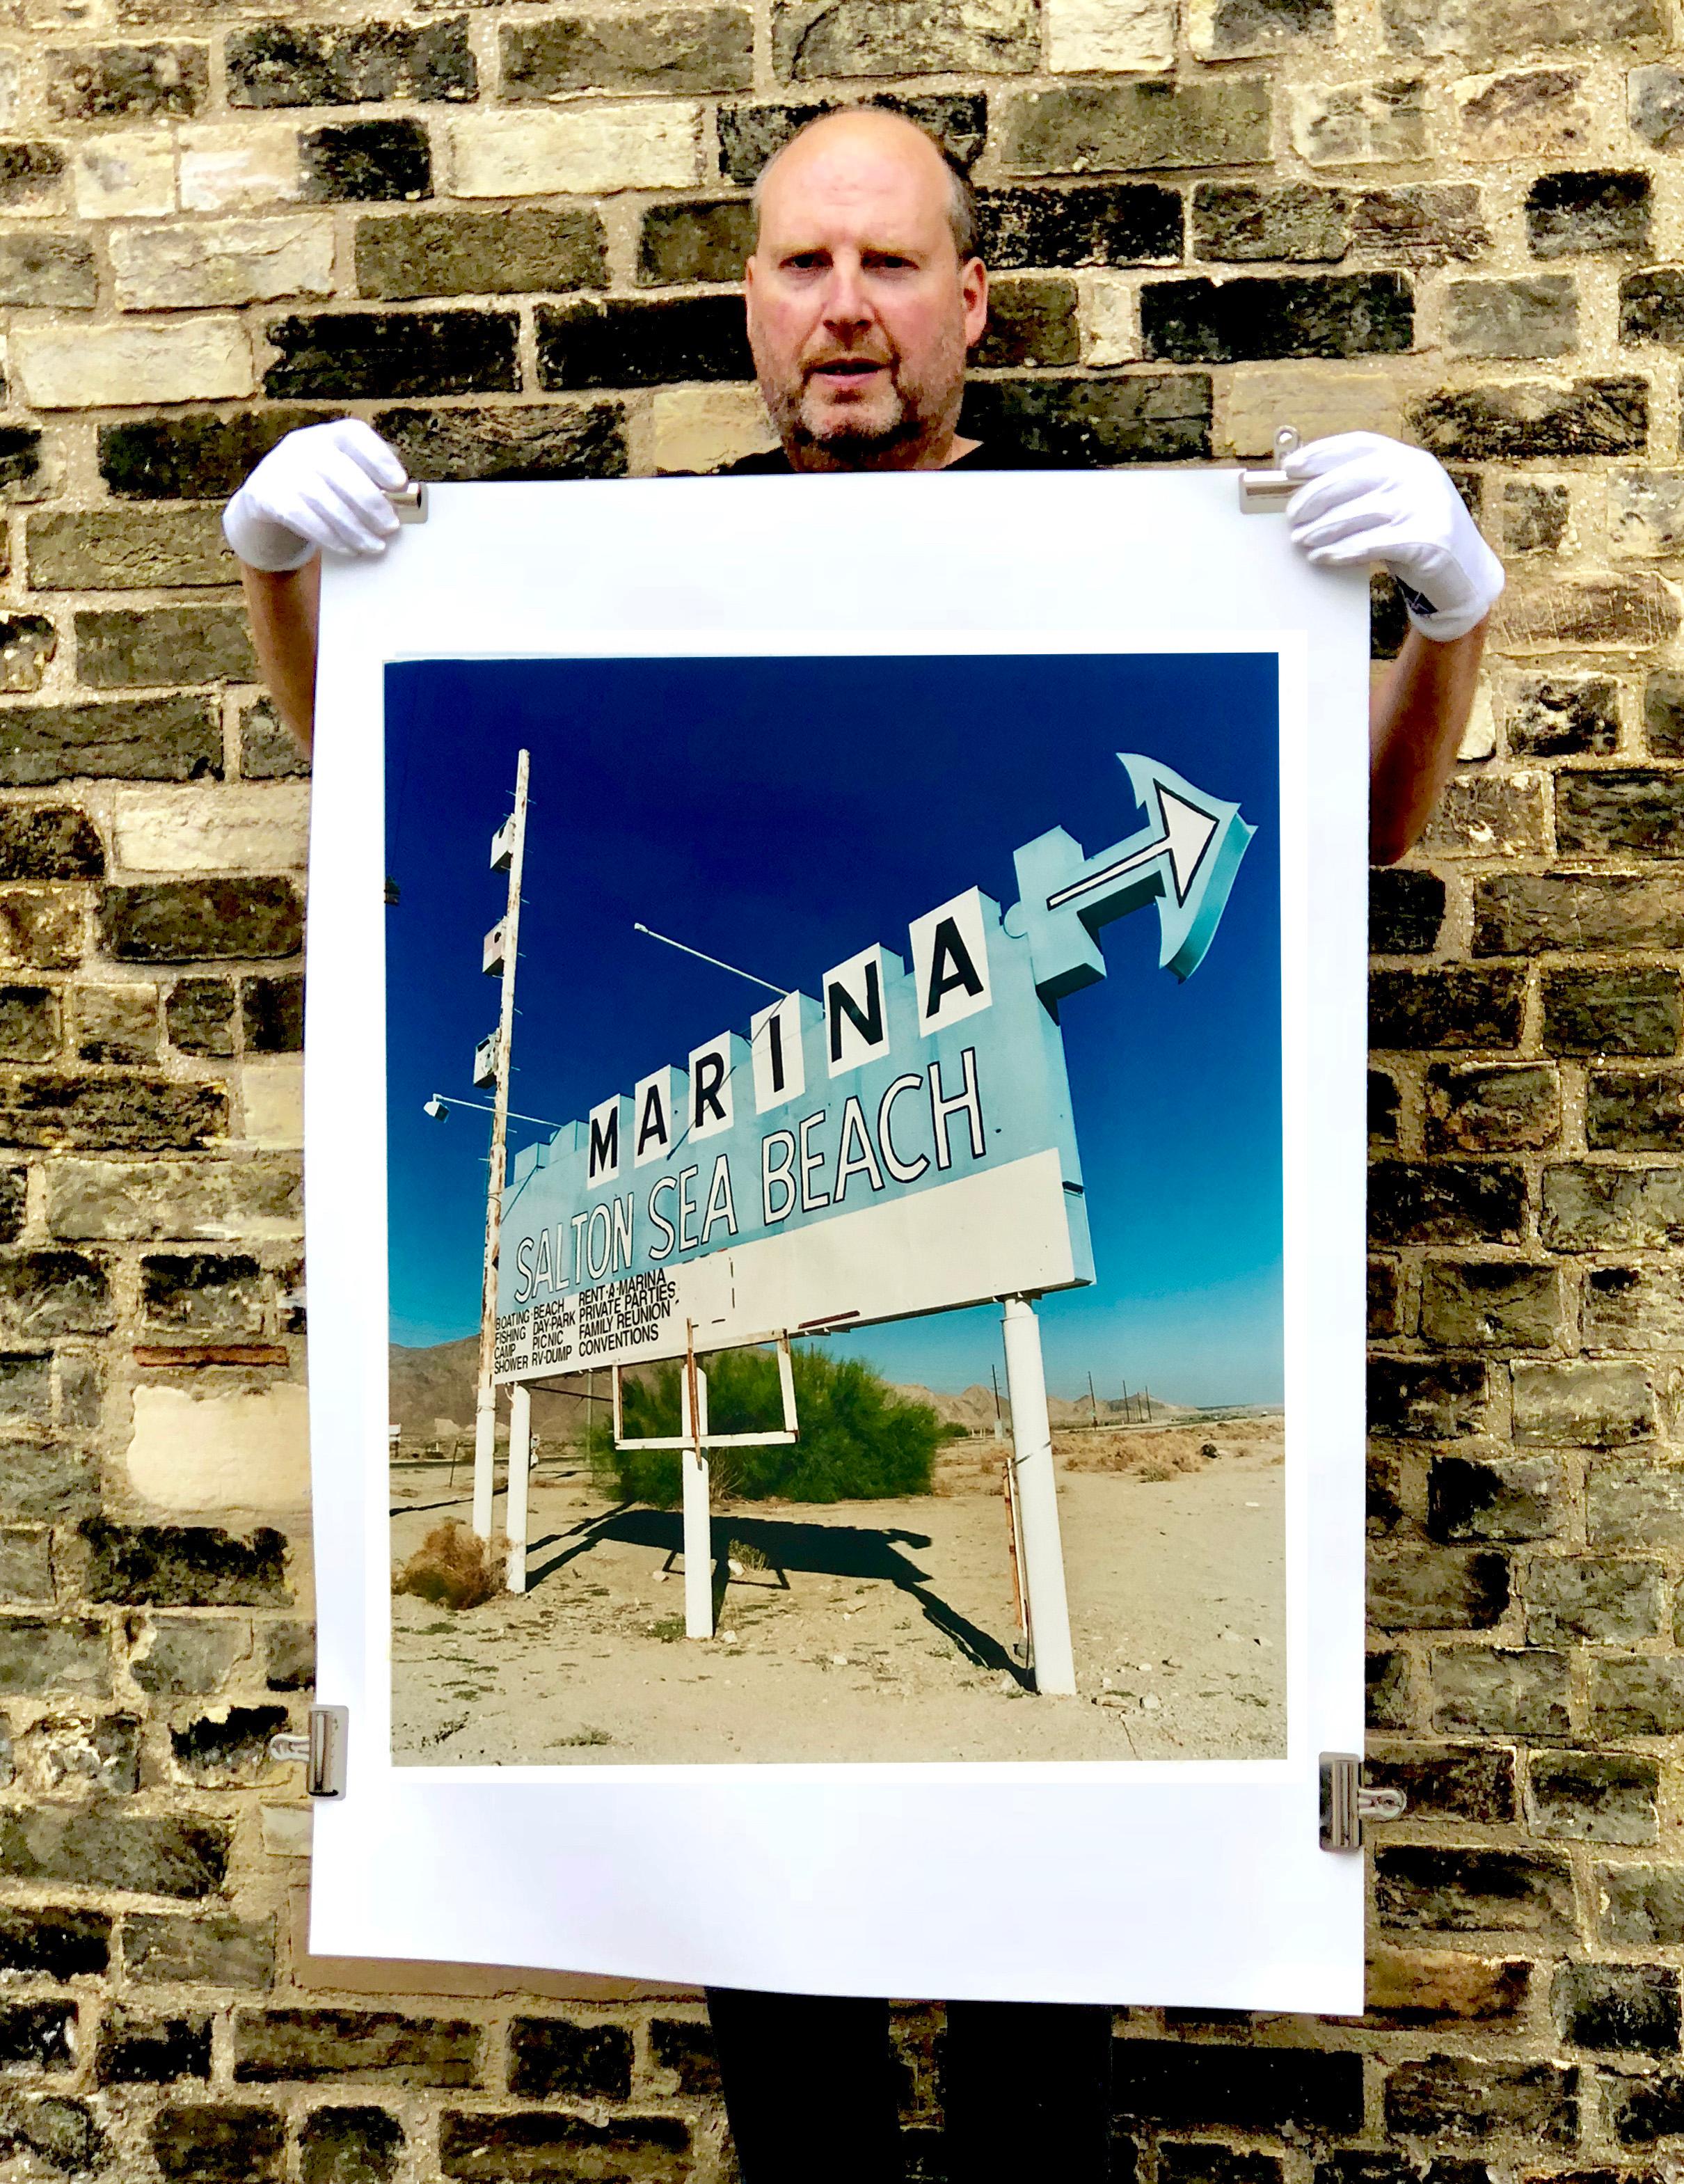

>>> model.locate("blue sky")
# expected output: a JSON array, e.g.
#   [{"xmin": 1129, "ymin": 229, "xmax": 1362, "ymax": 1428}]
[{"xmin": 385, "ymin": 651, "xmax": 1283, "ymax": 1407}]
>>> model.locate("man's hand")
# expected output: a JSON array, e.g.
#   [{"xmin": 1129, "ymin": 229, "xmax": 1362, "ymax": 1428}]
[
  {"xmin": 1283, "ymin": 431, "xmax": 1505, "ymax": 643},
  {"xmin": 223, "ymin": 418, "xmax": 408, "ymax": 572}
]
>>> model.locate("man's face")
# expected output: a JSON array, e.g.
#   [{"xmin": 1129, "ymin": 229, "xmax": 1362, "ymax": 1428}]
[{"xmin": 743, "ymin": 115, "xmax": 988, "ymax": 469}]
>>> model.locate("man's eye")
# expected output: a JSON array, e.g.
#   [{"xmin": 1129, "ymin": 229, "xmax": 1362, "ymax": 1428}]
[
  {"xmin": 785, "ymin": 254, "xmax": 827, "ymax": 271},
  {"xmin": 864, "ymin": 255, "xmax": 916, "ymax": 270}
]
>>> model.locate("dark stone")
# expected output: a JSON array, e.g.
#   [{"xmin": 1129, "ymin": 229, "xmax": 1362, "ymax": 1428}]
[
  {"xmin": 242, "ymin": 976, "xmax": 302, "ymax": 1054},
  {"xmin": 716, "ymin": 94, "xmax": 987, "ymax": 184},
  {"xmin": 1605, "ymin": 2076, "xmax": 1684, "ymax": 2145},
  {"xmin": 1368, "ymin": 1549, "xmax": 1509, "ymax": 1630},
  {"xmin": 974, "ymin": 276, "xmax": 1079, "ymax": 367},
  {"xmin": 1622, "ymin": 269, "xmax": 1684, "ymax": 348},
  {"xmin": 1369, "ymin": 1074, "xmax": 1400, "ymax": 1148},
  {"xmin": 75, "ymin": 606, "xmax": 257, "ymax": 690},
  {"xmin": 0, "ymin": 1615, "xmax": 106, "ymax": 1696},
  {"xmin": 233, "ymin": 2009, "xmax": 482, "ymax": 2087},
  {"xmin": 170, "ymin": 1703, "xmax": 289, "ymax": 1782},
  {"xmin": 125, "ymin": 1912, "xmax": 276, "ymax": 1989},
  {"xmin": 167, "ymin": 979, "xmax": 235, "ymax": 1057},
  {"xmin": 1428, "ymin": 1453, "xmax": 1563, "ymax": 1540},
  {"xmin": 1191, "ymin": 182, "xmax": 1347, "ymax": 262},
  {"xmin": 264, "ymin": 1621, "xmax": 313, "ymax": 1692},
  {"xmin": 1371, "ymin": 867, "xmax": 1445, "ymax": 953},
  {"xmin": 1368, "ymin": 1649, "xmax": 1413, "ymax": 1730},
  {"xmin": 1589, "ymin": 1656, "xmax": 1684, "ymax": 1736},
  {"xmin": 1141, "ymin": 272, "xmax": 1411, "ymax": 362},
  {"xmin": 649, "ymin": 2018, "xmax": 717, "ymax": 2096},
  {"xmin": 1506, "ymin": 674, "xmax": 1619, "ymax": 757},
  {"xmin": 0, "ymin": 235, "xmax": 94, "ymax": 311},
  {"xmin": 976, "ymin": 183, "xmax": 1183, "ymax": 268},
  {"xmin": 1420, "ymin": 1263, "xmax": 1560, "ymax": 1350},
  {"xmin": 28, "ymin": 508, "xmax": 236, "ymax": 590},
  {"xmin": 536, "ymin": 296, "xmax": 752, "ymax": 389},
  {"xmin": 1368, "ymin": 1162, "xmax": 1525, "ymax": 1245},
  {"xmin": 97, "ymin": 2009, "xmax": 212, "ymax": 2084},
  {"xmin": 0, "ymin": 1251, "xmax": 110, "ymax": 1335},
  {"xmin": 1589, "ymin": 1072, "xmax": 1684, "ymax": 1151},
  {"xmin": 0, "ymin": 144, "xmax": 66, "ymax": 211},
  {"xmin": 1372, "ymin": 573, "xmax": 1409, "ymax": 660},
  {"xmin": 508, "ymin": 2018, "xmax": 634, "ymax": 2100},
  {"xmin": 500, "ymin": 10, "xmax": 752, "ymax": 95},
  {"xmin": 1376, "ymin": 1846, "xmax": 1575, "ymax": 1935},
  {"xmin": 999, "ymin": 79, "xmax": 1273, "ymax": 176},
  {"xmin": 1647, "ymin": 670, "xmax": 1684, "ymax": 755},
  {"xmin": 99, "ymin": 408, "xmax": 336, "ymax": 501},
  {"xmin": 1368, "ymin": 1359, "xmax": 1485, "ymax": 1441},
  {"xmin": 100, "ymin": 880, "xmax": 303, "ymax": 964},
  {"xmin": 1527, "ymin": 170, "xmax": 1651, "ymax": 258},
  {"xmin": 1364, "ymin": 1745, "xmax": 1515, "ymax": 1821},
  {"xmin": 1110, "ymin": 2043, "xmax": 1362, "ymax": 2132},
  {"xmin": 0, "ymin": 1174, "xmax": 24, "ymax": 1246},
  {"xmin": 239, "ymin": 699, "xmax": 310, "ymax": 782},
  {"xmin": 357, "ymin": 206, "xmax": 605, "ymax": 299},
  {"xmin": 1160, "ymin": 2149, "xmax": 1281, "ymax": 2184},
  {"xmin": 1412, "ymin": 377, "xmax": 1647, "ymax": 460},
  {"xmin": 771, "ymin": 0, "xmax": 1036, "ymax": 79},
  {"xmin": 152, "ymin": 2105, "xmax": 285, "ymax": 2183},
  {"xmin": 0, "ymin": 696, "xmax": 219, "ymax": 785},
  {"xmin": 0, "ymin": 2098, "xmax": 107, "ymax": 2174},
  {"xmin": 1383, "ymin": 2057, "xmax": 1577, "ymax": 2144},
  {"xmin": 374, "ymin": 402, "xmax": 628, "ymax": 482},
  {"xmin": 1368, "ymin": 1255, "xmax": 1400, "ymax": 1335},
  {"xmin": 1599, "ymin": 1866, "xmax": 1684, "ymax": 1945},
  {"xmin": 227, "ymin": 19, "xmax": 475, "ymax": 105},
  {"xmin": 1475, "ymin": 874, "xmax": 1684, "ymax": 956},
  {"xmin": 1523, "ymin": 1560, "xmax": 1663, "ymax": 1645},
  {"xmin": 1530, "ymin": 1752, "xmax": 1660, "ymax": 1847},
  {"xmin": 0, "ymin": 985, "xmax": 58, "ymax": 1062},
  {"xmin": 142, "ymin": 1253, "xmax": 264, "ymax": 1334},
  {"xmin": 0, "ymin": 428, "xmax": 45, "ymax": 498},
  {"xmin": 83, "ymin": 1522, "xmax": 287, "ymax": 1606},
  {"xmin": 1502, "ymin": 480, "xmax": 1569, "ymax": 554},
  {"xmin": 1369, "ymin": 969, "xmax": 1524, "ymax": 1050},
  {"xmin": 268, "ymin": 311, "xmax": 518, "ymax": 399},
  {"xmin": 438, "ymin": 2113, "xmax": 690, "ymax": 2180},
  {"xmin": 0, "ymin": 1077, "xmax": 223, "ymax": 1153},
  {"xmin": 0, "ymin": 2003, "xmax": 74, "ymax": 2072},
  {"xmin": 301, "ymin": 120, "xmax": 432, "ymax": 204},
  {"xmin": 1351, "ymin": 184, "xmax": 1488, "ymax": 264},
  {"xmin": 636, "ymin": 200, "xmax": 754, "ymax": 286},
  {"xmin": 0, "ymin": 1907, "xmax": 110, "ymax": 1981},
  {"xmin": 45, "ymin": 42, "xmax": 207, "ymax": 121},
  {"xmin": 0, "ymin": 1808, "xmax": 229, "ymax": 1898},
  {"xmin": 299, "ymin": 2107, "xmax": 405, "ymax": 2184},
  {"xmin": 1543, "ymin": 967, "xmax": 1681, "ymax": 1057},
  {"xmin": 960, "ymin": 374, "xmax": 1211, "ymax": 464},
  {"xmin": 1558, "ymin": 773, "xmax": 1684, "ymax": 860}
]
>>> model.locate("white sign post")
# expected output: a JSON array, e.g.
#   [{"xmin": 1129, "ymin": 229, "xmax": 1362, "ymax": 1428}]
[{"xmin": 1001, "ymin": 1295, "xmax": 1076, "ymax": 1698}]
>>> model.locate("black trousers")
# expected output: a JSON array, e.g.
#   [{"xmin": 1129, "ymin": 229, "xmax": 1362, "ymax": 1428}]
[{"xmin": 706, "ymin": 1988, "xmax": 1115, "ymax": 2183}]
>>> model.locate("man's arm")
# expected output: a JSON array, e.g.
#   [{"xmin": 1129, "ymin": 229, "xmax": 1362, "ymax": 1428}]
[
  {"xmin": 1369, "ymin": 617, "xmax": 1487, "ymax": 868},
  {"xmin": 241, "ymin": 559, "xmax": 321, "ymax": 753}
]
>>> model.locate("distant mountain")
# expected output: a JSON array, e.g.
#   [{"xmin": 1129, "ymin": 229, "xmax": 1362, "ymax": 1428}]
[{"xmin": 893, "ymin": 1381, "xmax": 1195, "ymax": 1430}]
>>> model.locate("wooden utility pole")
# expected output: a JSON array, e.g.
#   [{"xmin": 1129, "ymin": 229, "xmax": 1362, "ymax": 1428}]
[{"xmin": 472, "ymin": 749, "xmax": 530, "ymax": 1544}]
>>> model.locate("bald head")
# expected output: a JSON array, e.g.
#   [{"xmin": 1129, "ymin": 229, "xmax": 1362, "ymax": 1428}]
[
  {"xmin": 742, "ymin": 106, "xmax": 990, "ymax": 470},
  {"xmin": 753, "ymin": 107, "xmax": 979, "ymax": 265}
]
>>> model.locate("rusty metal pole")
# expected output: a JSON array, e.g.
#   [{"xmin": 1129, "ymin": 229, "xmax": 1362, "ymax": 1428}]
[{"xmin": 472, "ymin": 749, "xmax": 530, "ymax": 1543}]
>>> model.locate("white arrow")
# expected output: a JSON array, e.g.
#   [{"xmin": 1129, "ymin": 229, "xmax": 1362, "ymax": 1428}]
[{"xmin": 1044, "ymin": 787, "xmax": 1219, "ymax": 914}]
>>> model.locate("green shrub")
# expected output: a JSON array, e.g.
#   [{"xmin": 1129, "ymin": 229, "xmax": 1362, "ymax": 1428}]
[{"xmin": 588, "ymin": 1346, "xmax": 939, "ymax": 1506}]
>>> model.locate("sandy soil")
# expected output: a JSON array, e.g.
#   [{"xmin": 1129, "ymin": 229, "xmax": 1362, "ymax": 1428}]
[{"xmin": 390, "ymin": 1419, "xmax": 1285, "ymax": 1767}]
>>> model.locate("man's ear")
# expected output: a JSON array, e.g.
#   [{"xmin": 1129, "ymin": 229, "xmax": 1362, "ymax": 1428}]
[{"xmin": 962, "ymin": 258, "xmax": 989, "ymax": 349}]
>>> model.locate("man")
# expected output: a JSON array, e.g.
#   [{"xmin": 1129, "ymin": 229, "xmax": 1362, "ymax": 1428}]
[{"xmin": 226, "ymin": 104, "xmax": 1502, "ymax": 2184}]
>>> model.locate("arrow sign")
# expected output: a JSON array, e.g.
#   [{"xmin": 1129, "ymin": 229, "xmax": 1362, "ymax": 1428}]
[{"xmin": 1008, "ymin": 754, "xmax": 1255, "ymax": 1003}]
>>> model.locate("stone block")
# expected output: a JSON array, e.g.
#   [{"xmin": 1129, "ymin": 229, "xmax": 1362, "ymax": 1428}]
[
  {"xmin": 501, "ymin": 10, "xmax": 752, "ymax": 94},
  {"xmin": 0, "ymin": 429, "xmax": 47, "ymax": 507},
  {"xmin": 1588, "ymin": 1457, "xmax": 1684, "ymax": 1547},
  {"xmin": 0, "ymin": 699, "xmax": 220, "ymax": 792},
  {"xmin": 1591, "ymin": 1070, "xmax": 1684, "ymax": 1150},
  {"xmin": 301, "ymin": 120, "xmax": 431, "ymax": 204},
  {"xmin": 130, "ymin": 1615, "xmax": 251, "ymax": 1693},
  {"xmin": 1454, "ymin": 68, "xmax": 1593, "ymax": 159},
  {"xmin": 111, "ymin": 218, "xmax": 333, "ymax": 311},
  {"xmin": 1424, "ymin": 1063, "xmax": 1559, "ymax": 1153},
  {"xmin": 45, "ymin": 42, "xmax": 207, "ymax": 121},
  {"xmin": 14, "ymin": 320, "xmax": 252, "ymax": 411},
  {"xmin": 1192, "ymin": 182, "xmax": 1347, "ymax": 262},
  {"xmin": 1159, "ymin": 2151, "xmax": 1280, "ymax": 2184},
  {"xmin": 998, "ymin": 79, "xmax": 1272, "ymax": 174},
  {"xmin": 180, "ymin": 124, "xmax": 301, "ymax": 214},
  {"xmin": 1383, "ymin": 2057, "xmax": 1577, "ymax": 2145},
  {"xmin": 84, "ymin": 1521, "xmax": 287, "ymax": 1606},
  {"xmin": 443, "ymin": 106, "xmax": 702, "ymax": 196},
  {"xmin": 1429, "ymin": 1453, "xmax": 1566, "ymax": 1540},
  {"xmin": 0, "ymin": 1908, "xmax": 109, "ymax": 1981},
  {"xmin": 1363, "ymin": 1950, "xmax": 1530, "ymax": 2025},
  {"xmin": 142, "ymin": 1253, "xmax": 265, "ymax": 1336},
  {"xmin": 1349, "ymin": 183, "xmax": 1489, "ymax": 262},
  {"xmin": 96, "ymin": 2008, "xmax": 212, "ymax": 2084},
  {"xmin": 651, "ymin": 386, "xmax": 777, "ymax": 474},
  {"xmin": 244, "ymin": 977, "xmax": 302, "ymax": 1055},
  {"xmin": 1522, "ymin": 1558, "xmax": 1662, "ymax": 1645},
  {"xmin": 0, "ymin": 892, "xmax": 83, "ymax": 972},
  {"xmin": 1368, "ymin": 968, "xmax": 1525, "ymax": 1050},
  {"xmin": 125, "ymin": 1911, "xmax": 276, "ymax": 1989},
  {"xmin": 1527, "ymin": 170, "xmax": 1651, "ymax": 258},
  {"xmin": 976, "ymin": 276, "xmax": 1079, "ymax": 367},
  {"xmin": 1607, "ymin": 2075, "xmax": 1684, "ymax": 2146},
  {"xmin": 1620, "ymin": 269, "xmax": 1684, "ymax": 347},
  {"xmin": 77, "ymin": 986, "xmax": 157, "ymax": 1066},
  {"xmin": 359, "ymin": 207, "xmax": 607, "ymax": 303},
  {"xmin": 1420, "ymin": 774, "xmax": 1548, "ymax": 855},
  {"xmin": 1376, "ymin": 1845, "xmax": 1575, "ymax": 1934},
  {"xmin": 376, "ymin": 402, "xmax": 628, "ymax": 483},
  {"xmin": 100, "ymin": 408, "xmax": 334, "ymax": 502},
  {"xmin": 299, "ymin": 2109, "xmax": 404, "ymax": 2184},
  {"xmin": 1370, "ymin": 868, "xmax": 1443, "ymax": 954},
  {"xmin": 772, "ymin": 0, "xmax": 1036, "ymax": 75},
  {"xmin": 977, "ymin": 183, "xmax": 1184, "ymax": 267},
  {"xmin": 509, "ymin": 2018, "xmax": 634, "ymax": 2100},
  {"xmin": 0, "ymin": 143, "xmax": 69, "ymax": 216},
  {"xmin": 0, "ymin": 986, "xmax": 58, "ymax": 1063},
  {"xmin": 717, "ymin": 95, "xmax": 986, "ymax": 183},
  {"xmin": 1369, "ymin": 1162, "xmax": 1525, "ymax": 1245},
  {"xmin": 77, "ymin": 608, "xmax": 258, "ymax": 692},
  {"xmin": 1143, "ymin": 272, "xmax": 1412, "ymax": 363},
  {"xmin": 0, "ymin": 1527, "xmax": 52, "ymax": 1603},
  {"xmin": 1543, "ymin": 968, "xmax": 1681, "ymax": 1056},
  {"xmin": 537, "ymin": 296, "xmax": 754, "ymax": 389},
  {"xmin": 1502, "ymin": 479, "xmax": 1569, "ymax": 555},
  {"xmin": 1532, "ymin": 1755, "xmax": 1660, "ymax": 1846},
  {"xmin": 1598, "ymin": 1865, "xmax": 1684, "ymax": 1945},
  {"xmin": 115, "ymin": 786, "xmax": 308, "ymax": 875},
  {"xmin": 124, "ymin": 1384, "xmax": 310, "ymax": 1512},
  {"xmin": 1613, "ymin": 470, "xmax": 1684, "ymax": 557},
  {"xmin": 1447, "ymin": 276, "xmax": 1577, "ymax": 359},
  {"xmin": 1109, "ymin": 2045, "xmax": 1362, "ymax": 2130},
  {"xmin": 170, "ymin": 1702, "xmax": 289, "ymax": 1785},
  {"xmin": 1514, "ymin": 1361, "xmax": 1655, "ymax": 1447},
  {"xmin": 1381, "ymin": 0, "xmax": 1668, "ymax": 61},
  {"xmin": 1493, "ymin": 570, "xmax": 1680, "ymax": 654},
  {"xmin": 1420, "ymin": 1263, "xmax": 1561, "ymax": 1350},
  {"xmin": 1478, "ymin": 873, "xmax": 1684, "ymax": 957},
  {"xmin": 228, "ymin": 18, "xmax": 476, "ymax": 105},
  {"xmin": 1500, "ymin": 672, "xmax": 1618, "ymax": 756},
  {"xmin": 1225, "ymin": 366, "xmax": 1404, "ymax": 457},
  {"xmin": 152, "ymin": 2105, "xmax": 285, "ymax": 2183},
  {"xmin": 27, "ymin": 509, "xmax": 234, "ymax": 591},
  {"xmin": 0, "ymin": 2004, "xmax": 74, "ymax": 2073},
  {"xmin": 167, "ymin": 979, "xmax": 235, "ymax": 1058},
  {"xmin": 1429, "ymin": 1646, "xmax": 1569, "ymax": 1736},
  {"xmin": 1591, "ymin": 1654, "xmax": 1684, "ymax": 1736},
  {"xmin": 438, "ymin": 2114, "xmax": 691, "ymax": 2181},
  {"xmin": 1629, "ymin": 64, "xmax": 1684, "ymax": 150},
  {"xmin": 0, "ymin": 1445, "xmax": 97, "ymax": 1524},
  {"xmin": 264, "ymin": 1620, "xmax": 312, "ymax": 1691},
  {"xmin": 1047, "ymin": 0, "xmax": 1174, "ymax": 70},
  {"xmin": 635, "ymin": 198, "xmax": 752, "ymax": 288},
  {"xmin": 1585, "ymin": 1263, "xmax": 1684, "ymax": 1351},
  {"xmin": 0, "ymin": 1617, "xmax": 107, "ymax": 1696},
  {"xmin": 1368, "ymin": 1549, "xmax": 1509, "ymax": 1629},
  {"xmin": 1189, "ymin": 0, "xmax": 1330, "ymax": 57},
  {"xmin": 234, "ymin": 2009, "xmax": 482, "ymax": 2087},
  {"xmin": 1290, "ymin": 77, "xmax": 1427, "ymax": 165},
  {"xmin": 1370, "ymin": 1249, "xmax": 1400, "ymax": 1329},
  {"xmin": 1412, "ymin": 377, "xmax": 1647, "ymax": 460},
  {"xmin": 1365, "ymin": 1746, "xmax": 1516, "ymax": 1823},
  {"xmin": 264, "ymin": 310, "xmax": 517, "ymax": 399},
  {"xmin": 1368, "ymin": 1649, "xmax": 1413, "ymax": 1730},
  {"xmin": 239, "ymin": 701, "xmax": 311, "ymax": 782},
  {"xmin": 650, "ymin": 2018, "xmax": 717, "ymax": 2095},
  {"xmin": 0, "ymin": 1807, "xmax": 228, "ymax": 1897},
  {"xmin": 72, "ymin": 130, "xmax": 176, "ymax": 219},
  {"xmin": 100, "ymin": 880, "xmax": 303, "ymax": 963},
  {"xmin": 0, "ymin": 233, "xmax": 94, "ymax": 310}
]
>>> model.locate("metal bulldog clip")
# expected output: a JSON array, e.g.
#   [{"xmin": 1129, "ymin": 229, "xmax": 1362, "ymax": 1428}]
[{"xmin": 1239, "ymin": 423, "xmax": 1301, "ymax": 514}]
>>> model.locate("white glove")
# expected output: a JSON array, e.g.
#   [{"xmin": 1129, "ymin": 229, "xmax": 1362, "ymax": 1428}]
[
  {"xmin": 223, "ymin": 418, "xmax": 408, "ymax": 572},
  {"xmin": 1283, "ymin": 431, "xmax": 1504, "ymax": 643}
]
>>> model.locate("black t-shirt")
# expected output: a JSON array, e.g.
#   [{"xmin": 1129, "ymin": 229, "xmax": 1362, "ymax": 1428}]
[{"xmin": 716, "ymin": 443, "xmax": 1067, "ymax": 475}]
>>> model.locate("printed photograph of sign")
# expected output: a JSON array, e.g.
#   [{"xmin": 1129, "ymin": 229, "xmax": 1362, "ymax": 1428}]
[{"xmin": 385, "ymin": 651, "xmax": 1285, "ymax": 1768}]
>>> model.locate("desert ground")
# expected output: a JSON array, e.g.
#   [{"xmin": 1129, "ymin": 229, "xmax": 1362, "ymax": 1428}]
[{"xmin": 390, "ymin": 1414, "xmax": 1286, "ymax": 1767}]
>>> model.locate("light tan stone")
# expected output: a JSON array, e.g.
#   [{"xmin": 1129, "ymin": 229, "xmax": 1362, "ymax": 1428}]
[
  {"xmin": 1047, "ymin": 0, "xmax": 1173, "ymax": 71},
  {"xmin": 72, "ymin": 131, "xmax": 175, "ymax": 219},
  {"xmin": 1453, "ymin": 68, "xmax": 1594, "ymax": 160},
  {"xmin": 0, "ymin": 52, "xmax": 18, "ymax": 130},
  {"xmin": 126, "ymin": 1382, "xmax": 310, "ymax": 1512},
  {"xmin": 652, "ymin": 385, "xmax": 777, "ymax": 475},
  {"xmin": 179, "ymin": 123, "xmax": 300, "ymax": 213},
  {"xmin": 111, "ymin": 216, "xmax": 333, "ymax": 311},
  {"xmin": 13, "ymin": 317, "xmax": 253, "ymax": 410},
  {"xmin": 1610, "ymin": 470, "xmax": 1684, "ymax": 558},
  {"xmin": 113, "ymin": 784, "xmax": 311, "ymax": 874},
  {"xmin": 1291, "ymin": 77, "xmax": 1428, "ymax": 164},
  {"xmin": 1458, "ymin": 681, "xmax": 1498, "ymax": 761},
  {"xmin": 244, "ymin": 1063, "xmax": 303, "ymax": 1148},
  {"xmin": 445, "ymin": 104, "xmax": 702, "ymax": 197},
  {"xmin": 1081, "ymin": 276, "xmax": 1138, "ymax": 367},
  {"xmin": 262, "ymin": 1805, "xmax": 313, "ymax": 1857},
  {"xmin": 1224, "ymin": 365, "xmax": 1406, "ymax": 457}
]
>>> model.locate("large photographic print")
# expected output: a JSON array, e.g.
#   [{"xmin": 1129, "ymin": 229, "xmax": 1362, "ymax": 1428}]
[{"xmin": 385, "ymin": 647, "xmax": 1288, "ymax": 1769}]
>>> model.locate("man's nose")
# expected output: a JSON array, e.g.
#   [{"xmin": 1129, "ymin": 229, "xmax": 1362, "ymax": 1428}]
[{"xmin": 820, "ymin": 258, "xmax": 873, "ymax": 331}]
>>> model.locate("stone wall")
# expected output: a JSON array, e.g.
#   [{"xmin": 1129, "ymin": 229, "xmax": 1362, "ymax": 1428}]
[{"xmin": 0, "ymin": 0, "xmax": 1682, "ymax": 2175}]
